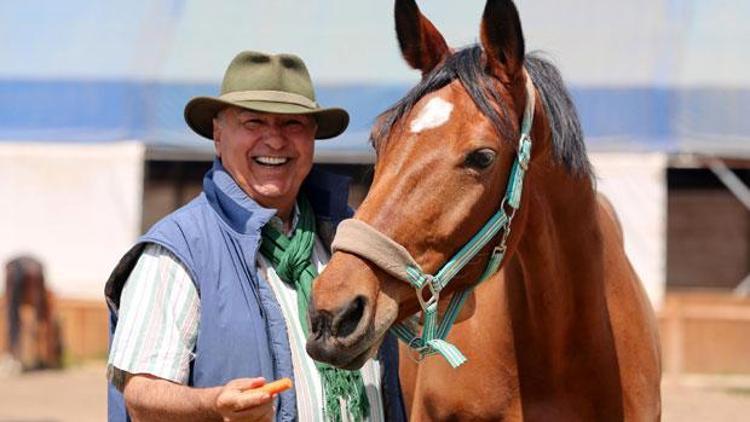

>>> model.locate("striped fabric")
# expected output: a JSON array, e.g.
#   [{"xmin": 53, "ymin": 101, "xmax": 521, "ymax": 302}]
[
  {"xmin": 107, "ymin": 234, "xmax": 384, "ymax": 421},
  {"xmin": 107, "ymin": 244, "xmax": 200, "ymax": 389}
]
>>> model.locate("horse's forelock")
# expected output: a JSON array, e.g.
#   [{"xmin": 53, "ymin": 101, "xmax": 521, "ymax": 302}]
[
  {"xmin": 372, "ymin": 47, "xmax": 592, "ymax": 178},
  {"xmin": 373, "ymin": 46, "xmax": 514, "ymax": 154}
]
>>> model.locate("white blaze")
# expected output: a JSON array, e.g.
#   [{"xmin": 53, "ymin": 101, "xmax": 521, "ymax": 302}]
[{"xmin": 409, "ymin": 97, "xmax": 454, "ymax": 133}]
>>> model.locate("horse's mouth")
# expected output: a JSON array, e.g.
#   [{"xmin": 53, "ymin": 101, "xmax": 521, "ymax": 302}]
[
  {"xmin": 306, "ymin": 305, "xmax": 399, "ymax": 369},
  {"xmin": 306, "ymin": 331, "xmax": 385, "ymax": 370},
  {"xmin": 339, "ymin": 341, "xmax": 382, "ymax": 370}
]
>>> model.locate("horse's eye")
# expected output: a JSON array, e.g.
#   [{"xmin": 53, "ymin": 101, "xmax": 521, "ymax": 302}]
[{"xmin": 464, "ymin": 148, "xmax": 496, "ymax": 170}]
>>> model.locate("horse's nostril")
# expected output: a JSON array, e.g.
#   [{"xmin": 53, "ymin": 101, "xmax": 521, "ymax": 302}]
[
  {"xmin": 309, "ymin": 309, "xmax": 333, "ymax": 340},
  {"xmin": 332, "ymin": 296, "xmax": 367, "ymax": 339}
]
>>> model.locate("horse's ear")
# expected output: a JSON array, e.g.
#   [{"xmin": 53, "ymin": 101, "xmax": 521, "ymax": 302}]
[
  {"xmin": 480, "ymin": 0, "xmax": 525, "ymax": 84},
  {"xmin": 395, "ymin": 0, "xmax": 450, "ymax": 75}
]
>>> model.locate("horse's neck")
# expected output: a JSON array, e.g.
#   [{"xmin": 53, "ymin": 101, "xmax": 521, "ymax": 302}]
[
  {"xmin": 504, "ymin": 164, "xmax": 623, "ymax": 404},
  {"xmin": 511, "ymin": 167, "xmax": 605, "ymax": 330}
]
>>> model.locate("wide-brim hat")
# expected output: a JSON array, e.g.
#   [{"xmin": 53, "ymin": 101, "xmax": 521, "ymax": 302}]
[{"xmin": 184, "ymin": 51, "xmax": 349, "ymax": 140}]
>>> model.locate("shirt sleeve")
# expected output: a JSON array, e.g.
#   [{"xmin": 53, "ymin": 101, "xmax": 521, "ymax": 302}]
[{"xmin": 107, "ymin": 243, "xmax": 200, "ymax": 391}]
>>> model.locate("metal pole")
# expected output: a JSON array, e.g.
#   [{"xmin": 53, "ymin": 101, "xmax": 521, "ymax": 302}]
[
  {"xmin": 705, "ymin": 157, "xmax": 750, "ymax": 296},
  {"xmin": 706, "ymin": 157, "xmax": 750, "ymax": 211}
]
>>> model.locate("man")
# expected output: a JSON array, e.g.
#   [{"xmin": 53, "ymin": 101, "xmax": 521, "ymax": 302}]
[{"xmin": 104, "ymin": 51, "xmax": 405, "ymax": 422}]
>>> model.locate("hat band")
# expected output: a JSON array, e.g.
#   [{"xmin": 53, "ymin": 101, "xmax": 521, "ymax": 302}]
[{"xmin": 219, "ymin": 90, "xmax": 318, "ymax": 109}]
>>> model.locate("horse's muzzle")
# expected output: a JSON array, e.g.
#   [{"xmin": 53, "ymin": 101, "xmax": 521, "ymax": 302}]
[{"xmin": 306, "ymin": 295, "xmax": 375, "ymax": 369}]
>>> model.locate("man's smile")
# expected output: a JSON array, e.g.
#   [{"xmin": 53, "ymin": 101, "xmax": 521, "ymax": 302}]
[{"xmin": 252, "ymin": 156, "xmax": 292, "ymax": 167}]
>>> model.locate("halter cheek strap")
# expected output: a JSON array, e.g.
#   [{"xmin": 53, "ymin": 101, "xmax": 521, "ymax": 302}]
[{"xmin": 330, "ymin": 70, "xmax": 536, "ymax": 368}]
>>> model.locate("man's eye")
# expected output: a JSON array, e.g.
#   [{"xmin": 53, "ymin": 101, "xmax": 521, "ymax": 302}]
[
  {"xmin": 464, "ymin": 148, "xmax": 496, "ymax": 170},
  {"xmin": 284, "ymin": 120, "xmax": 305, "ymax": 131},
  {"xmin": 243, "ymin": 119, "xmax": 263, "ymax": 127}
]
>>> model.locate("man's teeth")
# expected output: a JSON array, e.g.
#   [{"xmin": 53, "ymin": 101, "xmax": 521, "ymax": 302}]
[{"xmin": 254, "ymin": 156, "xmax": 289, "ymax": 166}]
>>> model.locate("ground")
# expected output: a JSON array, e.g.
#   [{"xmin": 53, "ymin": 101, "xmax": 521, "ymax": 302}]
[{"xmin": 0, "ymin": 362, "xmax": 749, "ymax": 421}]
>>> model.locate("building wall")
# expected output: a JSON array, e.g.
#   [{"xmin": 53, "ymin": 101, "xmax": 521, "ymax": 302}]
[
  {"xmin": 141, "ymin": 160, "xmax": 210, "ymax": 233},
  {"xmin": 667, "ymin": 169, "xmax": 750, "ymax": 290}
]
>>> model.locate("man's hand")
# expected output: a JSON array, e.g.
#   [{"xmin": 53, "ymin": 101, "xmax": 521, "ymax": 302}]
[
  {"xmin": 122, "ymin": 373, "xmax": 276, "ymax": 422},
  {"xmin": 214, "ymin": 378, "xmax": 275, "ymax": 422}
]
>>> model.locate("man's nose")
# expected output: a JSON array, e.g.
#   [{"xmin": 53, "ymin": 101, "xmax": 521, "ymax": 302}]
[{"xmin": 261, "ymin": 124, "xmax": 287, "ymax": 149}]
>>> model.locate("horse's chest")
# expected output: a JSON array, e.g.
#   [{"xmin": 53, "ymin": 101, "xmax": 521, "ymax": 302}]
[
  {"xmin": 407, "ymin": 354, "xmax": 522, "ymax": 421},
  {"xmin": 415, "ymin": 381, "xmax": 522, "ymax": 421},
  {"xmin": 404, "ymin": 275, "xmax": 521, "ymax": 420}
]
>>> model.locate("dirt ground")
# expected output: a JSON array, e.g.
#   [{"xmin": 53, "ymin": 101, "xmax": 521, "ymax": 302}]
[
  {"xmin": 0, "ymin": 362, "xmax": 749, "ymax": 421},
  {"xmin": 0, "ymin": 362, "xmax": 106, "ymax": 422}
]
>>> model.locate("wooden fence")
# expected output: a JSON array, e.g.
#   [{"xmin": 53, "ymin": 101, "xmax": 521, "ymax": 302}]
[
  {"xmin": 659, "ymin": 292, "xmax": 750, "ymax": 375},
  {"xmin": 0, "ymin": 297, "xmax": 109, "ymax": 364}
]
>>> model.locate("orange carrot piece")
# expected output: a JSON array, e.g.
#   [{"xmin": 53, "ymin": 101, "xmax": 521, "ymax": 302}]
[{"xmin": 250, "ymin": 377, "xmax": 293, "ymax": 395}]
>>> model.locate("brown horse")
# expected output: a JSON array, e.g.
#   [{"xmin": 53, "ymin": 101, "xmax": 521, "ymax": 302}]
[
  {"xmin": 306, "ymin": 0, "xmax": 661, "ymax": 420},
  {"xmin": 4, "ymin": 256, "xmax": 63, "ymax": 370}
]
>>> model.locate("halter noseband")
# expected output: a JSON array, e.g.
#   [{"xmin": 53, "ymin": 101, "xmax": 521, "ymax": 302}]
[{"xmin": 331, "ymin": 71, "xmax": 536, "ymax": 368}]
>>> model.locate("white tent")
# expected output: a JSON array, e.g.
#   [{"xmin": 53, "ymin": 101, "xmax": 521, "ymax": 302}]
[{"xmin": 2, "ymin": 0, "xmax": 749, "ymax": 304}]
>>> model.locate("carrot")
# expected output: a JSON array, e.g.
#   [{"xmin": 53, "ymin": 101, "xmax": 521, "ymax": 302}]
[{"xmin": 248, "ymin": 377, "xmax": 293, "ymax": 395}]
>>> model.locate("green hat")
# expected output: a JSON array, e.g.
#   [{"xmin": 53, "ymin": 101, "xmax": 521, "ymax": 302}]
[{"xmin": 184, "ymin": 51, "xmax": 349, "ymax": 140}]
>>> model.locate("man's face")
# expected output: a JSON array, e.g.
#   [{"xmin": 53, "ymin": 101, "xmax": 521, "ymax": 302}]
[{"xmin": 213, "ymin": 107, "xmax": 317, "ymax": 213}]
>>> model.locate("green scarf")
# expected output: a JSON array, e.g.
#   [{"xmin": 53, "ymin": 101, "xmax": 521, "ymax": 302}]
[{"xmin": 260, "ymin": 195, "xmax": 370, "ymax": 422}]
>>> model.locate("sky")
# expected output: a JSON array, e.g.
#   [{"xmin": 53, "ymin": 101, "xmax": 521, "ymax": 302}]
[{"xmin": 1, "ymin": 0, "xmax": 749, "ymax": 87}]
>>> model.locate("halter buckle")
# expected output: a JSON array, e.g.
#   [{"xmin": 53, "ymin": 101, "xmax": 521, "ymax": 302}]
[
  {"xmin": 493, "ymin": 244, "xmax": 506, "ymax": 256},
  {"xmin": 518, "ymin": 133, "xmax": 532, "ymax": 171}
]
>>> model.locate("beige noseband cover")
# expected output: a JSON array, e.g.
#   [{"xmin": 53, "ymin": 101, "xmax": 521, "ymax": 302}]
[{"xmin": 331, "ymin": 218, "xmax": 422, "ymax": 283}]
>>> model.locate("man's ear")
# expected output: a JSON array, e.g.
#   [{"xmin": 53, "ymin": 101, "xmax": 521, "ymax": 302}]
[
  {"xmin": 212, "ymin": 117, "xmax": 223, "ymax": 158},
  {"xmin": 310, "ymin": 115, "xmax": 320, "ymax": 136}
]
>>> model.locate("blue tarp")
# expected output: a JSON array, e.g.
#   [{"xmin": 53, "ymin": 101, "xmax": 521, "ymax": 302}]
[
  {"xmin": 1, "ymin": 80, "xmax": 748, "ymax": 157},
  {"xmin": 2, "ymin": 0, "xmax": 749, "ymax": 157}
]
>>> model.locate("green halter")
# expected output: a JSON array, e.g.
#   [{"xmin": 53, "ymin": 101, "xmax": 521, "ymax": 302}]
[{"xmin": 332, "ymin": 71, "xmax": 535, "ymax": 368}]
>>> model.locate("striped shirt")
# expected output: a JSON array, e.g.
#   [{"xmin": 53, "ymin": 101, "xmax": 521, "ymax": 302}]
[{"xmin": 107, "ymin": 224, "xmax": 384, "ymax": 421}]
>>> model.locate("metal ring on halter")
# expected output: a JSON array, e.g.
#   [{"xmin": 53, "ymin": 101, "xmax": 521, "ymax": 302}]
[
  {"xmin": 415, "ymin": 275, "xmax": 439, "ymax": 311},
  {"xmin": 406, "ymin": 336, "xmax": 427, "ymax": 363},
  {"xmin": 501, "ymin": 194, "xmax": 521, "ymax": 216},
  {"xmin": 504, "ymin": 202, "xmax": 519, "ymax": 227}
]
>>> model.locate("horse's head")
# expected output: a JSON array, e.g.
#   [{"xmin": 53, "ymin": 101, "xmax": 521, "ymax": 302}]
[{"xmin": 307, "ymin": 0, "xmax": 552, "ymax": 369}]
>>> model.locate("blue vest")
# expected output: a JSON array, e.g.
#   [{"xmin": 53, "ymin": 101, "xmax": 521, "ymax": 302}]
[{"xmin": 104, "ymin": 159, "xmax": 406, "ymax": 422}]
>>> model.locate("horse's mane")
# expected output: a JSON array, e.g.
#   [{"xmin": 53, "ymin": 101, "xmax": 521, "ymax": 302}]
[
  {"xmin": 373, "ymin": 46, "xmax": 592, "ymax": 177},
  {"xmin": 526, "ymin": 53, "xmax": 591, "ymax": 176}
]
